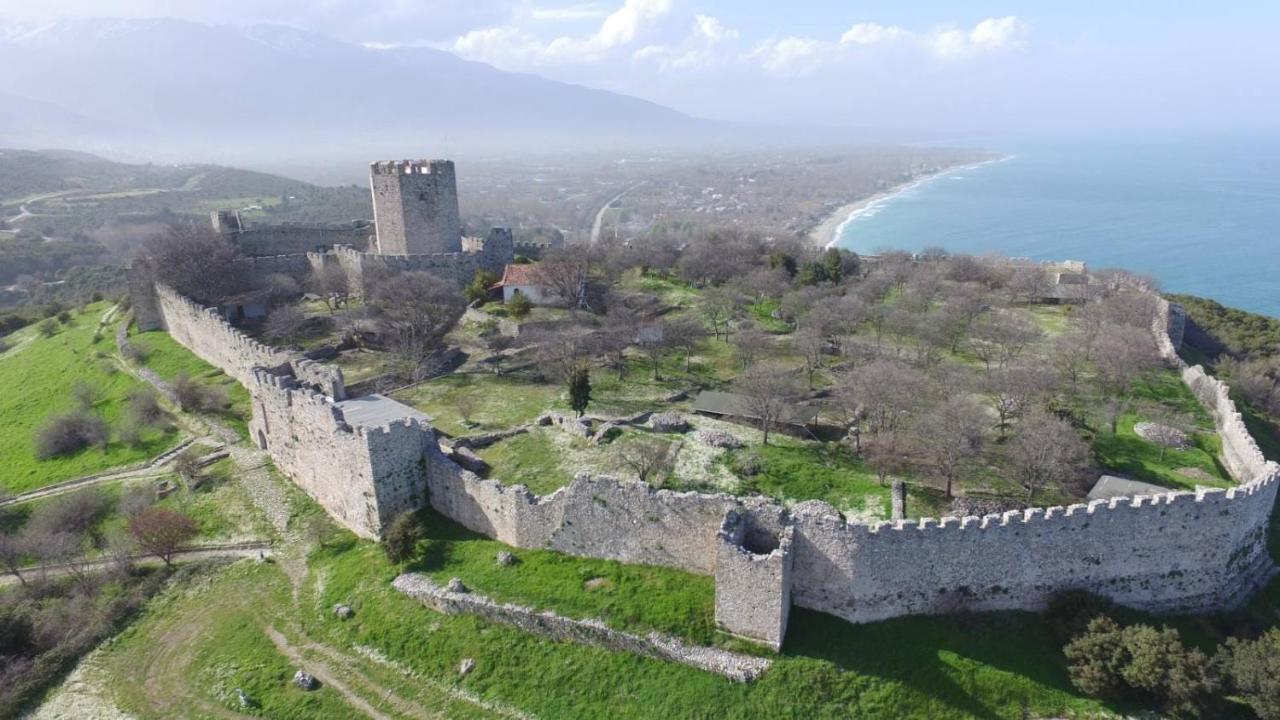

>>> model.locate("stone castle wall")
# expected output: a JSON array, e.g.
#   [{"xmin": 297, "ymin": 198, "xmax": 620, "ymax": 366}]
[
  {"xmin": 324, "ymin": 230, "xmax": 512, "ymax": 297},
  {"xmin": 233, "ymin": 225, "xmax": 369, "ymax": 257},
  {"xmin": 425, "ymin": 447, "xmax": 736, "ymax": 573},
  {"xmin": 139, "ymin": 276, "xmax": 1279, "ymax": 646},
  {"xmin": 248, "ymin": 370, "xmax": 427, "ymax": 538},
  {"xmin": 150, "ymin": 284, "xmax": 293, "ymax": 386}
]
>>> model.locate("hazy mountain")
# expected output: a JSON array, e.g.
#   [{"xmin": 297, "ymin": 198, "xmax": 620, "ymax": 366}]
[{"xmin": 0, "ymin": 18, "xmax": 712, "ymax": 163}]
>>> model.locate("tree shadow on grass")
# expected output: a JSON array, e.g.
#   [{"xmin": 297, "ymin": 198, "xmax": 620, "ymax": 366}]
[{"xmin": 781, "ymin": 607, "xmax": 1116, "ymax": 720}]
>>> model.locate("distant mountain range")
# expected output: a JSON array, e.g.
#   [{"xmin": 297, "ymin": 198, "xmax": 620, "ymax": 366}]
[{"xmin": 0, "ymin": 18, "xmax": 718, "ymax": 163}]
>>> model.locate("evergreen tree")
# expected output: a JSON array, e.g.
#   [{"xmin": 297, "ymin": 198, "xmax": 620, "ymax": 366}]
[{"xmin": 568, "ymin": 366, "xmax": 591, "ymax": 416}]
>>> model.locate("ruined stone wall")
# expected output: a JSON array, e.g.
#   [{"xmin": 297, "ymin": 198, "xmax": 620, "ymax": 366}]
[
  {"xmin": 714, "ymin": 512, "xmax": 793, "ymax": 650},
  {"xmin": 151, "ymin": 284, "xmax": 293, "ymax": 386},
  {"xmin": 248, "ymin": 370, "xmax": 427, "ymax": 538},
  {"xmin": 326, "ymin": 236, "xmax": 512, "ymax": 298},
  {"xmin": 425, "ymin": 447, "xmax": 736, "ymax": 574}
]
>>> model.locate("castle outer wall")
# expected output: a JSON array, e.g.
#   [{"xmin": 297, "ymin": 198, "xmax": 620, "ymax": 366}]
[{"xmin": 135, "ymin": 272, "xmax": 1279, "ymax": 646}]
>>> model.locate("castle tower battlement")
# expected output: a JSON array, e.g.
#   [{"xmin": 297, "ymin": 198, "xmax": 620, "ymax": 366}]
[{"xmin": 370, "ymin": 159, "xmax": 462, "ymax": 256}]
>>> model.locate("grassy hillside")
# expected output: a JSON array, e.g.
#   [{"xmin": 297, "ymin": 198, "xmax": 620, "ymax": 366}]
[{"xmin": 0, "ymin": 303, "xmax": 177, "ymax": 493}]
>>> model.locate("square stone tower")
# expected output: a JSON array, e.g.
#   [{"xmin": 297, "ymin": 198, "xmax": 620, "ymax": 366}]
[{"xmin": 369, "ymin": 160, "xmax": 462, "ymax": 255}]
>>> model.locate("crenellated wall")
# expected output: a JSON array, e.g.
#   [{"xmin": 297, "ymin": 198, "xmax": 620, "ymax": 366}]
[
  {"xmin": 248, "ymin": 370, "xmax": 428, "ymax": 538},
  {"xmin": 137, "ymin": 276, "xmax": 1280, "ymax": 648},
  {"xmin": 151, "ymin": 284, "xmax": 293, "ymax": 386}
]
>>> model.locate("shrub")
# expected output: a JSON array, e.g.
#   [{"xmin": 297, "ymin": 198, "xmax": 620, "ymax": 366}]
[
  {"xmin": 382, "ymin": 511, "xmax": 424, "ymax": 563},
  {"xmin": 26, "ymin": 487, "xmax": 113, "ymax": 538},
  {"xmin": 127, "ymin": 389, "xmax": 171, "ymax": 430},
  {"xmin": 73, "ymin": 381, "xmax": 98, "ymax": 409},
  {"xmin": 1064, "ymin": 616, "xmax": 1127, "ymax": 698},
  {"xmin": 1064, "ymin": 616, "xmax": 1219, "ymax": 718},
  {"xmin": 121, "ymin": 341, "xmax": 149, "ymax": 364},
  {"xmin": 172, "ymin": 372, "xmax": 228, "ymax": 414},
  {"xmin": 0, "ymin": 338, "xmax": 9, "ymax": 355},
  {"xmin": 37, "ymin": 319, "xmax": 57, "ymax": 338},
  {"xmin": 507, "ymin": 291, "xmax": 533, "ymax": 320},
  {"xmin": 56, "ymin": 311, "xmax": 72, "ymax": 326},
  {"xmin": 1219, "ymin": 629, "xmax": 1280, "ymax": 720},
  {"xmin": 34, "ymin": 411, "xmax": 109, "ymax": 459},
  {"xmin": 0, "ymin": 604, "xmax": 34, "ymax": 657}
]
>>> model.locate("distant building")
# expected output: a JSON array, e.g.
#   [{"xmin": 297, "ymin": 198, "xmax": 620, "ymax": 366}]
[{"xmin": 493, "ymin": 263, "xmax": 552, "ymax": 305}]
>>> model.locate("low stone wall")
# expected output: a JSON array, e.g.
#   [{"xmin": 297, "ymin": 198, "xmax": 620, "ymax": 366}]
[{"xmin": 392, "ymin": 573, "xmax": 772, "ymax": 682}]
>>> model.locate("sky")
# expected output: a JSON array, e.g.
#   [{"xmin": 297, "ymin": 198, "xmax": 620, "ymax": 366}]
[{"xmin": 3, "ymin": 0, "xmax": 1279, "ymax": 136}]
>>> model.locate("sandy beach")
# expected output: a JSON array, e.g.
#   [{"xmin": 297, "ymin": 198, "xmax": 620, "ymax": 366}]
[{"xmin": 808, "ymin": 157, "xmax": 1008, "ymax": 249}]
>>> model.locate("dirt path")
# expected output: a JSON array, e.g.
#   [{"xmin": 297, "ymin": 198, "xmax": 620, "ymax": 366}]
[
  {"xmin": 0, "ymin": 542, "xmax": 271, "ymax": 588},
  {"xmin": 0, "ymin": 438, "xmax": 198, "ymax": 508},
  {"xmin": 266, "ymin": 627, "xmax": 400, "ymax": 720}
]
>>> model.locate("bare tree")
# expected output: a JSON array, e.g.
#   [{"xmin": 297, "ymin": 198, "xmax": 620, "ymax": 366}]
[
  {"xmin": 1006, "ymin": 410, "xmax": 1091, "ymax": 501},
  {"xmin": 263, "ymin": 305, "xmax": 306, "ymax": 346},
  {"xmin": 369, "ymin": 271, "xmax": 466, "ymax": 383},
  {"xmin": 128, "ymin": 507, "xmax": 198, "ymax": 568},
  {"xmin": 636, "ymin": 320, "xmax": 671, "ymax": 380},
  {"xmin": 1052, "ymin": 331, "xmax": 1093, "ymax": 394},
  {"xmin": 133, "ymin": 221, "xmax": 247, "ymax": 305},
  {"xmin": 794, "ymin": 325, "xmax": 827, "ymax": 388},
  {"xmin": 308, "ymin": 263, "xmax": 351, "ymax": 314},
  {"xmin": 837, "ymin": 360, "xmax": 928, "ymax": 435},
  {"xmin": 984, "ymin": 364, "xmax": 1052, "ymax": 438},
  {"xmin": 733, "ymin": 363, "xmax": 801, "ymax": 445},
  {"xmin": 862, "ymin": 431, "xmax": 908, "ymax": 486},
  {"xmin": 0, "ymin": 533, "xmax": 29, "ymax": 587},
  {"xmin": 262, "ymin": 273, "xmax": 301, "ymax": 307},
  {"xmin": 699, "ymin": 287, "xmax": 740, "ymax": 341},
  {"xmin": 530, "ymin": 323, "xmax": 596, "ymax": 383},
  {"xmin": 616, "ymin": 437, "xmax": 674, "ymax": 485},
  {"xmin": 537, "ymin": 246, "xmax": 597, "ymax": 310},
  {"xmin": 971, "ymin": 310, "xmax": 1042, "ymax": 372},
  {"xmin": 480, "ymin": 331, "xmax": 516, "ymax": 376},
  {"xmin": 914, "ymin": 396, "xmax": 984, "ymax": 499},
  {"xmin": 664, "ymin": 317, "xmax": 704, "ymax": 372},
  {"xmin": 1094, "ymin": 324, "xmax": 1161, "ymax": 433},
  {"xmin": 732, "ymin": 322, "xmax": 770, "ymax": 369},
  {"xmin": 1008, "ymin": 265, "xmax": 1052, "ymax": 304}
]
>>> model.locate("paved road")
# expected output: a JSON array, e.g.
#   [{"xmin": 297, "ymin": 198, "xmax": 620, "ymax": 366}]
[{"xmin": 589, "ymin": 182, "xmax": 644, "ymax": 245}]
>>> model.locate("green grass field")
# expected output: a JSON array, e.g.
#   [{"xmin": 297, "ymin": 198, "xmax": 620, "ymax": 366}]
[
  {"xmin": 127, "ymin": 327, "xmax": 252, "ymax": 439},
  {"xmin": 0, "ymin": 304, "xmax": 178, "ymax": 493}
]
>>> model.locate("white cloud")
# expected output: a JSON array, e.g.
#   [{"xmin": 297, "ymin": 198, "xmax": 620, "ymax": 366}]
[
  {"xmin": 748, "ymin": 36, "xmax": 836, "ymax": 77},
  {"xmin": 452, "ymin": 0, "xmax": 672, "ymax": 66},
  {"xmin": 839, "ymin": 22, "xmax": 906, "ymax": 47},
  {"xmin": 694, "ymin": 14, "xmax": 736, "ymax": 43},
  {"xmin": 633, "ymin": 13, "xmax": 737, "ymax": 71},
  {"xmin": 529, "ymin": 4, "xmax": 608, "ymax": 22},
  {"xmin": 930, "ymin": 16, "xmax": 1029, "ymax": 59},
  {"xmin": 748, "ymin": 16, "xmax": 1031, "ymax": 76}
]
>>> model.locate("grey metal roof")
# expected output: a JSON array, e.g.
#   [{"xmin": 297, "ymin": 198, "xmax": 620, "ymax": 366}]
[
  {"xmin": 1086, "ymin": 475, "xmax": 1172, "ymax": 501},
  {"xmin": 693, "ymin": 390, "xmax": 818, "ymax": 426},
  {"xmin": 335, "ymin": 394, "xmax": 431, "ymax": 429}
]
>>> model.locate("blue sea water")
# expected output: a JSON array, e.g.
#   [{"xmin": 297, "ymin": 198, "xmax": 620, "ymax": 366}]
[{"xmin": 833, "ymin": 139, "xmax": 1280, "ymax": 318}]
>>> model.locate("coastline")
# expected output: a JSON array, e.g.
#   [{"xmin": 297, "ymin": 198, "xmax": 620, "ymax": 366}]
[{"xmin": 809, "ymin": 155, "xmax": 1011, "ymax": 250}]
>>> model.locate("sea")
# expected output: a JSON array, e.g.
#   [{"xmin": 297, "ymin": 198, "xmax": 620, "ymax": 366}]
[{"xmin": 832, "ymin": 138, "xmax": 1280, "ymax": 318}]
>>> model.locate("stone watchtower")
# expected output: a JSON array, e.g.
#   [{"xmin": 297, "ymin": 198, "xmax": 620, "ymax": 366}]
[{"xmin": 369, "ymin": 160, "xmax": 462, "ymax": 255}]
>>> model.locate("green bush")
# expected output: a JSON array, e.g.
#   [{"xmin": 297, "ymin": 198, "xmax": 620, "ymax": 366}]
[
  {"xmin": 382, "ymin": 511, "xmax": 424, "ymax": 563},
  {"xmin": 1063, "ymin": 616, "xmax": 1218, "ymax": 718},
  {"xmin": 1219, "ymin": 629, "xmax": 1280, "ymax": 719},
  {"xmin": 507, "ymin": 291, "xmax": 533, "ymax": 319}
]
